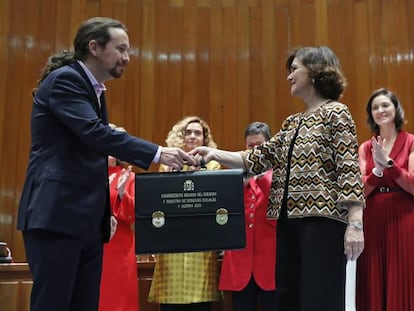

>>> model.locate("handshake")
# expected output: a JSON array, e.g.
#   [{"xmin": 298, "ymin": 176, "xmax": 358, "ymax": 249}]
[
  {"xmin": 159, "ymin": 146, "xmax": 209, "ymax": 171},
  {"xmin": 159, "ymin": 146, "xmax": 243, "ymax": 171}
]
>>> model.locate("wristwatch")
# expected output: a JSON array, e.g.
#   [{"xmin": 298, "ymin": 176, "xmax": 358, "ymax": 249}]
[
  {"xmin": 348, "ymin": 221, "xmax": 363, "ymax": 230},
  {"xmin": 372, "ymin": 167, "xmax": 383, "ymax": 178}
]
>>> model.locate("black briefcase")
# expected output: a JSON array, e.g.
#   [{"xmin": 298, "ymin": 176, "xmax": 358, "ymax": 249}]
[{"xmin": 135, "ymin": 169, "xmax": 245, "ymax": 254}]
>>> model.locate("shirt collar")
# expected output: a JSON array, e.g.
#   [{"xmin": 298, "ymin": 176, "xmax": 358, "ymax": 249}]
[{"xmin": 77, "ymin": 60, "xmax": 107, "ymax": 97}]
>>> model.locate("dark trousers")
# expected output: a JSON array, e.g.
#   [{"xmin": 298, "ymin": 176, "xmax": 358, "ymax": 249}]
[
  {"xmin": 276, "ymin": 217, "xmax": 347, "ymax": 311},
  {"xmin": 160, "ymin": 302, "xmax": 211, "ymax": 311},
  {"xmin": 23, "ymin": 229, "xmax": 103, "ymax": 311},
  {"xmin": 231, "ymin": 277, "xmax": 278, "ymax": 311}
]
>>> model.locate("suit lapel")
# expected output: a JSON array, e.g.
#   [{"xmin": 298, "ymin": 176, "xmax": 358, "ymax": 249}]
[
  {"xmin": 100, "ymin": 94, "xmax": 108, "ymax": 125},
  {"xmin": 70, "ymin": 62, "xmax": 102, "ymax": 117}
]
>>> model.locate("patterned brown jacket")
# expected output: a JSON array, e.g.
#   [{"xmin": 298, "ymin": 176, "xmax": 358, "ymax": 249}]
[{"xmin": 243, "ymin": 101, "xmax": 365, "ymax": 222}]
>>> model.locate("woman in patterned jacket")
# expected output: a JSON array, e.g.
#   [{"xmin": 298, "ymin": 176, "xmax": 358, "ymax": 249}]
[{"xmin": 189, "ymin": 46, "xmax": 365, "ymax": 311}]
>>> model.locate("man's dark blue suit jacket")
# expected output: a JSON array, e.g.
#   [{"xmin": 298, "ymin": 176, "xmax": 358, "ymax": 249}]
[{"xmin": 17, "ymin": 62, "xmax": 158, "ymax": 242}]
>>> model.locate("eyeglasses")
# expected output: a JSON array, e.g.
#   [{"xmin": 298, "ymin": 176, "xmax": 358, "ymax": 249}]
[{"xmin": 184, "ymin": 129, "xmax": 203, "ymax": 137}]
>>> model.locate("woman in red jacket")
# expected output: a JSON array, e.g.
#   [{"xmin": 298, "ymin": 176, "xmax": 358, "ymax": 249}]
[
  {"xmin": 99, "ymin": 125, "xmax": 139, "ymax": 311},
  {"xmin": 356, "ymin": 88, "xmax": 414, "ymax": 311},
  {"xmin": 219, "ymin": 122, "xmax": 277, "ymax": 311}
]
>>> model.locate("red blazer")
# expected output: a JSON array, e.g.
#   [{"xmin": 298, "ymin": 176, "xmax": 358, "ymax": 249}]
[
  {"xmin": 99, "ymin": 166, "xmax": 139, "ymax": 311},
  {"xmin": 219, "ymin": 170, "xmax": 276, "ymax": 291}
]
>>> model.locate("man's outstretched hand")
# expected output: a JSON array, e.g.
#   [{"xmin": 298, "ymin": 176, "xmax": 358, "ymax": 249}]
[{"xmin": 159, "ymin": 147, "xmax": 197, "ymax": 171}]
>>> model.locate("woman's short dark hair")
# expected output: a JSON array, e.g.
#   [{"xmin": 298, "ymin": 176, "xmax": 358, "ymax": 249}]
[
  {"xmin": 73, "ymin": 17, "xmax": 127, "ymax": 61},
  {"xmin": 244, "ymin": 122, "xmax": 271, "ymax": 140},
  {"xmin": 366, "ymin": 88, "xmax": 405, "ymax": 135},
  {"xmin": 286, "ymin": 46, "xmax": 347, "ymax": 100}
]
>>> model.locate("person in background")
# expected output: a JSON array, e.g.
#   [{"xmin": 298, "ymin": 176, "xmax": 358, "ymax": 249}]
[
  {"xmin": 219, "ymin": 121, "xmax": 277, "ymax": 311},
  {"xmin": 17, "ymin": 17, "xmax": 195, "ymax": 311},
  {"xmin": 148, "ymin": 116, "xmax": 222, "ymax": 311},
  {"xmin": 356, "ymin": 88, "xmax": 414, "ymax": 311},
  {"xmin": 189, "ymin": 46, "xmax": 365, "ymax": 311},
  {"xmin": 99, "ymin": 124, "xmax": 139, "ymax": 311}
]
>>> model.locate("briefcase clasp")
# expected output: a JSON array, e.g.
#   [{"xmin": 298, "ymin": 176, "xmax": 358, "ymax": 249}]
[
  {"xmin": 152, "ymin": 211, "xmax": 165, "ymax": 228},
  {"xmin": 216, "ymin": 208, "xmax": 228, "ymax": 225}
]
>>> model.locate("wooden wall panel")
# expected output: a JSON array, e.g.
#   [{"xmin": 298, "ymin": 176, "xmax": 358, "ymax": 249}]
[
  {"xmin": 352, "ymin": 0, "xmax": 371, "ymax": 134},
  {"xmin": 249, "ymin": 3, "xmax": 264, "ymax": 129},
  {"xmin": 0, "ymin": 0, "xmax": 11, "ymax": 261},
  {"xmin": 209, "ymin": 0, "xmax": 225, "ymax": 146},
  {"xmin": 139, "ymin": 1, "xmax": 156, "ymax": 142},
  {"xmin": 0, "ymin": 262, "xmax": 237, "ymax": 311},
  {"xmin": 182, "ymin": 0, "xmax": 197, "ymax": 114},
  {"xmin": 3, "ymin": 0, "xmax": 33, "ymax": 262},
  {"xmin": 0, "ymin": 281, "xmax": 19, "ymax": 311},
  {"xmin": 220, "ymin": 2, "xmax": 238, "ymax": 149},
  {"xmin": 1, "ymin": 0, "xmax": 414, "ymax": 263}
]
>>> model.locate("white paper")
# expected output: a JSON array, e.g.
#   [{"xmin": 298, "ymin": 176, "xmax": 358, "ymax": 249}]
[{"xmin": 345, "ymin": 259, "xmax": 357, "ymax": 311}]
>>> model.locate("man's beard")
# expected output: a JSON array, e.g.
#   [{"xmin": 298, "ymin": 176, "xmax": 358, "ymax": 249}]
[{"xmin": 110, "ymin": 65, "xmax": 124, "ymax": 79}]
